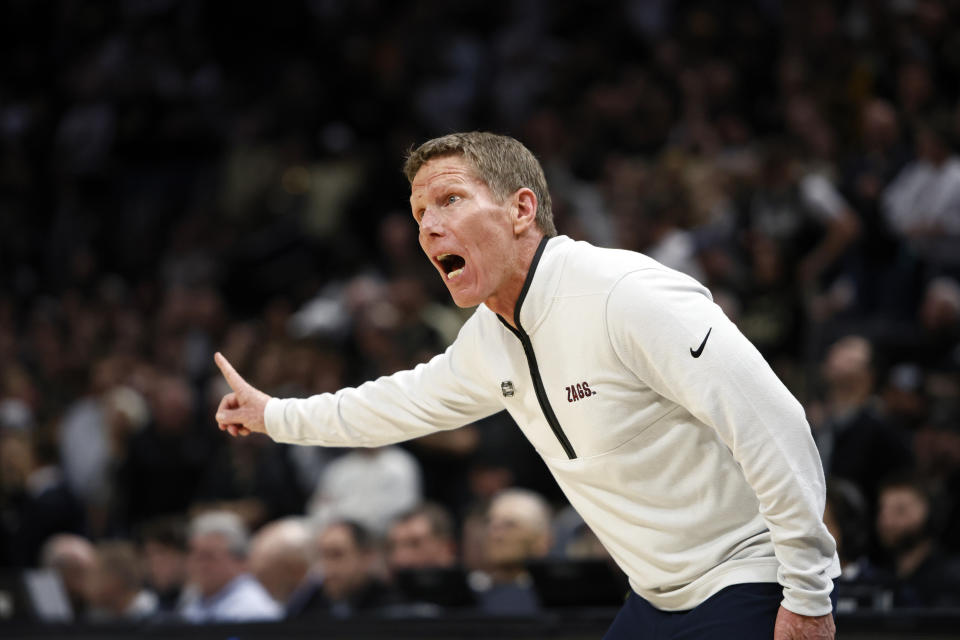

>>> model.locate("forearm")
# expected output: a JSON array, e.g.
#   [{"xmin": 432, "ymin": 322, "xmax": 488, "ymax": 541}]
[{"xmin": 265, "ymin": 352, "xmax": 501, "ymax": 447}]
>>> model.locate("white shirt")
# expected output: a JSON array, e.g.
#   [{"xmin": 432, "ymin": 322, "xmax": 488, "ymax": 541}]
[
  {"xmin": 179, "ymin": 574, "xmax": 282, "ymax": 623},
  {"xmin": 307, "ymin": 446, "xmax": 421, "ymax": 535}
]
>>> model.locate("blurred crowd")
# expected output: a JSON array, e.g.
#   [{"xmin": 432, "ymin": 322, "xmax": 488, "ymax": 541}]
[{"xmin": 3, "ymin": 0, "xmax": 960, "ymax": 624}]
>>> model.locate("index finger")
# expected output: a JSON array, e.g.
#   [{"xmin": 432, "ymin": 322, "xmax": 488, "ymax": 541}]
[{"xmin": 214, "ymin": 352, "xmax": 248, "ymax": 392}]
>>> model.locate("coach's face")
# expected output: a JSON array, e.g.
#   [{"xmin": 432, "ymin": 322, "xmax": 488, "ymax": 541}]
[{"xmin": 410, "ymin": 155, "xmax": 538, "ymax": 312}]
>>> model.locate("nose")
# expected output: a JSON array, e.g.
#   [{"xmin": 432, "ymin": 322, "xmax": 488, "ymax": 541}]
[{"xmin": 419, "ymin": 206, "xmax": 443, "ymax": 237}]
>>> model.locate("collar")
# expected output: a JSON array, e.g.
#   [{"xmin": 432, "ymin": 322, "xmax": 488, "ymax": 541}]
[
  {"xmin": 497, "ymin": 235, "xmax": 572, "ymax": 334},
  {"xmin": 201, "ymin": 573, "xmax": 250, "ymax": 609}
]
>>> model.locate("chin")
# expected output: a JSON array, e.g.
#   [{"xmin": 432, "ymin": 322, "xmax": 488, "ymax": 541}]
[{"xmin": 447, "ymin": 287, "xmax": 483, "ymax": 309}]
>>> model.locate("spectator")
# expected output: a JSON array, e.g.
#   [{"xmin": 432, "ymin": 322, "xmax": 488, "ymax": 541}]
[
  {"xmin": 307, "ymin": 446, "xmax": 422, "ymax": 537},
  {"xmin": 0, "ymin": 429, "xmax": 85, "ymax": 567},
  {"xmin": 86, "ymin": 540, "xmax": 157, "ymax": 621},
  {"xmin": 139, "ymin": 517, "xmax": 188, "ymax": 614},
  {"xmin": 294, "ymin": 520, "xmax": 396, "ymax": 618},
  {"xmin": 469, "ymin": 488, "xmax": 552, "ymax": 616},
  {"xmin": 747, "ymin": 140, "xmax": 860, "ymax": 290},
  {"xmin": 882, "ymin": 112, "xmax": 960, "ymax": 269},
  {"xmin": 813, "ymin": 335, "xmax": 914, "ymax": 513},
  {"xmin": 114, "ymin": 374, "xmax": 212, "ymax": 530},
  {"xmin": 179, "ymin": 511, "xmax": 281, "ymax": 623},
  {"xmin": 876, "ymin": 474, "xmax": 960, "ymax": 607},
  {"xmin": 825, "ymin": 482, "xmax": 895, "ymax": 614},
  {"xmin": 916, "ymin": 277, "xmax": 960, "ymax": 371},
  {"xmin": 40, "ymin": 533, "xmax": 96, "ymax": 619},
  {"xmin": 248, "ymin": 517, "xmax": 315, "ymax": 612},
  {"xmin": 386, "ymin": 502, "xmax": 457, "ymax": 572},
  {"xmin": 881, "ymin": 364, "xmax": 928, "ymax": 433}
]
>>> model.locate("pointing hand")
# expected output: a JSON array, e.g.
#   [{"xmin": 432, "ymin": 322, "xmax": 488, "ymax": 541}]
[{"xmin": 214, "ymin": 352, "xmax": 272, "ymax": 438}]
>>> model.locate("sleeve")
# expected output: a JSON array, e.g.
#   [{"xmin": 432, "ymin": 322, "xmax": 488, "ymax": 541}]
[
  {"xmin": 606, "ymin": 268, "xmax": 839, "ymax": 617},
  {"xmin": 264, "ymin": 313, "xmax": 503, "ymax": 447},
  {"xmin": 799, "ymin": 173, "xmax": 849, "ymax": 222}
]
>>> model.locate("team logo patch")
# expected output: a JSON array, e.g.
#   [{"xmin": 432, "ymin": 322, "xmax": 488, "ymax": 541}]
[{"xmin": 501, "ymin": 381, "xmax": 515, "ymax": 397}]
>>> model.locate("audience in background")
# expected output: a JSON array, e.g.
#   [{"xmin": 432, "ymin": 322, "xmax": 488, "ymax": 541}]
[
  {"xmin": 2, "ymin": 0, "xmax": 960, "ymax": 623},
  {"xmin": 86, "ymin": 540, "xmax": 157, "ymax": 621},
  {"xmin": 248, "ymin": 517, "xmax": 315, "ymax": 613},
  {"xmin": 295, "ymin": 520, "xmax": 397, "ymax": 618},
  {"xmin": 875, "ymin": 474, "xmax": 960, "ymax": 607},
  {"xmin": 139, "ymin": 516, "xmax": 189, "ymax": 614},
  {"xmin": 812, "ymin": 335, "xmax": 913, "ymax": 518},
  {"xmin": 306, "ymin": 446, "xmax": 422, "ymax": 537},
  {"xmin": 0, "ymin": 428, "xmax": 85, "ymax": 567},
  {"xmin": 39, "ymin": 534, "xmax": 96, "ymax": 620},
  {"xmin": 386, "ymin": 502, "xmax": 458, "ymax": 573},
  {"xmin": 470, "ymin": 488, "xmax": 552, "ymax": 615},
  {"xmin": 178, "ymin": 511, "xmax": 281, "ymax": 623}
]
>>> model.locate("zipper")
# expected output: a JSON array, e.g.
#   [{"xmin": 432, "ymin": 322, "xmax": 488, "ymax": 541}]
[{"xmin": 498, "ymin": 237, "xmax": 577, "ymax": 460}]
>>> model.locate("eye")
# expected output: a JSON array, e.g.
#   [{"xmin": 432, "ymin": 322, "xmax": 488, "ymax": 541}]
[{"xmin": 445, "ymin": 194, "xmax": 460, "ymax": 205}]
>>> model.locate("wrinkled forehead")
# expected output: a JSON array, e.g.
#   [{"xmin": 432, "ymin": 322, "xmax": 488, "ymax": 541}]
[{"xmin": 410, "ymin": 153, "xmax": 484, "ymax": 192}]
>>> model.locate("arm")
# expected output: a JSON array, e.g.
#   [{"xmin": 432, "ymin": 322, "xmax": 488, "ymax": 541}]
[
  {"xmin": 797, "ymin": 174, "xmax": 860, "ymax": 286},
  {"xmin": 215, "ymin": 314, "xmax": 502, "ymax": 447},
  {"xmin": 264, "ymin": 341, "xmax": 502, "ymax": 447},
  {"xmin": 606, "ymin": 269, "xmax": 839, "ymax": 619}
]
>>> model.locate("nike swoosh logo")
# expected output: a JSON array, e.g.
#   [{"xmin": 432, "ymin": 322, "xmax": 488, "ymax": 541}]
[{"xmin": 690, "ymin": 327, "xmax": 712, "ymax": 358}]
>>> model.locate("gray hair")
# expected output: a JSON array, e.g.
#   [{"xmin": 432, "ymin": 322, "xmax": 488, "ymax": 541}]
[
  {"xmin": 403, "ymin": 131, "xmax": 557, "ymax": 237},
  {"xmin": 189, "ymin": 511, "xmax": 250, "ymax": 558}
]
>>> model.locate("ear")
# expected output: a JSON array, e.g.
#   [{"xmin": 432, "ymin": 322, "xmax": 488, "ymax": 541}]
[{"xmin": 512, "ymin": 187, "xmax": 538, "ymax": 235}]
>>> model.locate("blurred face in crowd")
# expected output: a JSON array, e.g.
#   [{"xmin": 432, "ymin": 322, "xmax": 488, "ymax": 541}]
[
  {"xmin": 410, "ymin": 155, "xmax": 538, "ymax": 313},
  {"xmin": 143, "ymin": 540, "xmax": 186, "ymax": 594},
  {"xmin": 187, "ymin": 532, "xmax": 244, "ymax": 598},
  {"xmin": 248, "ymin": 521, "xmax": 312, "ymax": 605},
  {"xmin": 485, "ymin": 494, "xmax": 550, "ymax": 568},
  {"xmin": 387, "ymin": 514, "xmax": 455, "ymax": 571},
  {"xmin": 86, "ymin": 547, "xmax": 138, "ymax": 614},
  {"xmin": 822, "ymin": 336, "xmax": 872, "ymax": 391},
  {"xmin": 877, "ymin": 486, "xmax": 929, "ymax": 552},
  {"xmin": 43, "ymin": 536, "xmax": 96, "ymax": 608},
  {"xmin": 317, "ymin": 523, "xmax": 373, "ymax": 602}
]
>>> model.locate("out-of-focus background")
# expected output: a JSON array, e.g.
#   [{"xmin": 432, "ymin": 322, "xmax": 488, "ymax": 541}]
[{"xmin": 2, "ymin": 0, "xmax": 960, "ymax": 637}]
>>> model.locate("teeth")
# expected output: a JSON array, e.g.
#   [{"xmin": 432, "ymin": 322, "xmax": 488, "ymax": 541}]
[
  {"xmin": 437, "ymin": 254, "xmax": 450, "ymax": 261},
  {"xmin": 446, "ymin": 268, "xmax": 464, "ymax": 280}
]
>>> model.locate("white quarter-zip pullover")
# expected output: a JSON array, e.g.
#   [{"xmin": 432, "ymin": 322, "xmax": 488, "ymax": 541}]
[{"xmin": 265, "ymin": 235, "xmax": 840, "ymax": 616}]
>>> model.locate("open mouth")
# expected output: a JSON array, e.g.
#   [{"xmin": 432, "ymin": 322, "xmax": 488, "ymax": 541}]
[{"xmin": 436, "ymin": 253, "xmax": 466, "ymax": 280}]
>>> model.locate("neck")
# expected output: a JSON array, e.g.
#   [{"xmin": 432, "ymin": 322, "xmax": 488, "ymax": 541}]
[{"xmin": 489, "ymin": 233, "xmax": 546, "ymax": 328}]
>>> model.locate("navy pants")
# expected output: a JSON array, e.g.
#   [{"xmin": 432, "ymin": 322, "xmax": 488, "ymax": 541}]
[{"xmin": 604, "ymin": 583, "xmax": 836, "ymax": 640}]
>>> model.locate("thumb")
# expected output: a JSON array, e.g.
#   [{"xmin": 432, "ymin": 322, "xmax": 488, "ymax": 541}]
[{"xmin": 214, "ymin": 352, "xmax": 250, "ymax": 393}]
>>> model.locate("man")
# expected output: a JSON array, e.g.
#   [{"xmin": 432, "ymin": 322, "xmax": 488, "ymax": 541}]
[
  {"xmin": 248, "ymin": 517, "xmax": 314, "ymax": 611},
  {"xmin": 40, "ymin": 533, "xmax": 96, "ymax": 619},
  {"xmin": 470, "ymin": 488, "xmax": 551, "ymax": 615},
  {"xmin": 178, "ymin": 510, "xmax": 281, "ymax": 623},
  {"xmin": 86, "ymin": 541, "xmax": 157, "ymax": 621},
  {"xmin": 387, "ymin": 502, "xmax": 457, "ymax": 572},
  {"xmin": 813, "ymin": 336, "xmax": 913, "ymax": 514},
  {"xmin": 292, "ymin": 520, "xmax": 396, "ymax": 618},
  {"xmin": 139, "ymin": 516, "xmax": 188, "ymax": 613},
  {"xmin": 215, "ymin": 132, "xmax": 839, "ymax": 638},
  {"xmin": 875, "ymin": 474, "xmax": 960, "ymax": 607}
]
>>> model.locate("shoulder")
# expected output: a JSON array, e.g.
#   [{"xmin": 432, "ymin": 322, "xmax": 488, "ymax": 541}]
[
  {"xmin": 550, "ymin": 239, "xmax": 678, "ymax": 297},
  {"xmin": 219, "ymin": 575, "xmax": 282, "ymax": 619}
]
